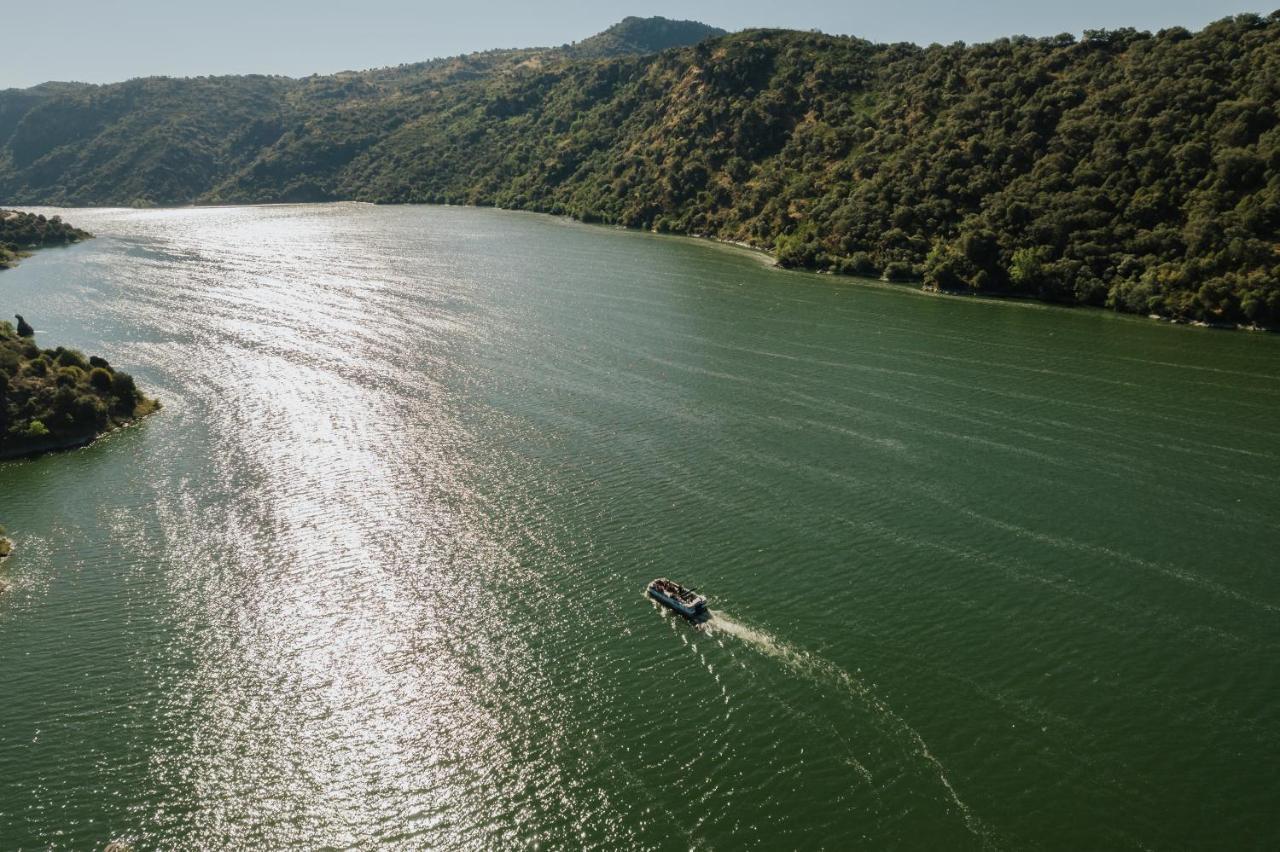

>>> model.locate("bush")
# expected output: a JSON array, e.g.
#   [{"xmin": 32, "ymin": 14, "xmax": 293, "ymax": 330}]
[
  {"xmin": 56, "ymin": 368, "xmax": 81, "ymax": 387},
  {"xmin": 837, "ymin": 252, "xmax": 876, "ymax": 276},
  {"xmin": 56, "ymin": 348, "xmax": 89, "ymax": 370},
  {"xmin": 0, "ymin": 348, "xmax": 18, "ymax": 376},
  {"xmin": 71, "ymin": 395, "xmax": 108, "ymax": 431},
  {"xmin": 89, "ymin": 367, "xmax": 113, "ymax": 391},
  {"xmin": 882, "ymin": 262, "xmax": 914, "ymax": 282},
  {"xmin": 111, "ymin": 371, "xmax": 139, "ymax": 410}
]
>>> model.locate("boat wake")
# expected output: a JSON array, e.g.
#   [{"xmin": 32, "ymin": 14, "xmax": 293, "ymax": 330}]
[{"xmin": 704, "ymin": 611, "xmax": 999, "ymax": 848}]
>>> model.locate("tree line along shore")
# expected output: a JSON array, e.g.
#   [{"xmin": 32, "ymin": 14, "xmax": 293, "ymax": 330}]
[{"xmin": 1, "ymin": 15, "xmax": 1278, "ymax": 326}]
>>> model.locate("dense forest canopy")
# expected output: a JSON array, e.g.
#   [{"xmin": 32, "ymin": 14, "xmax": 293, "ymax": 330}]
[
  {"xmin": 1, "ymin": 14, "xmax": 1278, "ymax": 325},
  {"xmin": 0, "ymin": 209, "xmax": 90, "ymax": 268}
]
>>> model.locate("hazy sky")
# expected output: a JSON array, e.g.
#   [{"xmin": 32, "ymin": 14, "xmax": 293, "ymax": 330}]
[{"xmin": 1, "ymin": 1, "xmax": 1266, "ymax": 89}]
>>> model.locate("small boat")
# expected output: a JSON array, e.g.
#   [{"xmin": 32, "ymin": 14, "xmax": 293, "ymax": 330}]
[{"xmin": 647, "ymin": 577, "xmax": 708, "ymax": 618}]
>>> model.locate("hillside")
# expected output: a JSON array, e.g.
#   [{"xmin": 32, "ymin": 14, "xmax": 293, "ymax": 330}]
[
  {"xmin": 564, "ymin": 16, "xmax": 727, "ymax": 59},
  {"xmin": 0, "ymin": 17, "xmax": 723, "ymax": 206},
  {"xmin": 1, "ymin": 15, "xmax": 1278, "ymax": 325}
]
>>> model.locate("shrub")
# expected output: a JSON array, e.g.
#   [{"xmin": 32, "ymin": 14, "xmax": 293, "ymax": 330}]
[
  {"xmin": 71, "ymin": 395, "xmax": 108, "ymax": 431},
  {"xmin": 838, "ymin": 252, "xmax": 876, "ymax": 276},
  {"xmin": 111, "ymin": 371, "xmax": 139, "ymax": 409},
  {"xmin": 89, "ymin": 367, "xmax": 113, "ymax": 391},
  {"xmin": 882, "ymin": 262, "xmax": 914, "ymax": 282},
  {"xmin": 0, "ymin": 348, "xmax": 18, "ymax": 376},
  {"xmin": 56, "ymin": 348, "xmax": 89, "ymax": 370}
]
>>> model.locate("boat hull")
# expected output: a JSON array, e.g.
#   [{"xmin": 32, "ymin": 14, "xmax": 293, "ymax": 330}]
[{"xmin": 647, "ymin": 587, "xmax": 707, "ymax": 619}]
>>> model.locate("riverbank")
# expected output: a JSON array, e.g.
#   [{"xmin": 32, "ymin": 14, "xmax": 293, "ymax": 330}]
[
  {"xmin": 638, "ymin": 217, "xmax": 1280, "ymax": 334},
  {"xmin": 0, "ymin": 397, "xmax": 160, "ymax": 461},
  {"xmin": 414, "ymin": 203, "xmax": 1280, "ymax": 335},
  {"xmin": 14, "ymin": 200, "xmax": 1279, "ymax": 335}
]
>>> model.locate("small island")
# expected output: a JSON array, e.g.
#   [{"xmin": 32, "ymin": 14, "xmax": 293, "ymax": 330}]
[
  {"xmin": 0, "ymin": 319, "xmax": 160, "ymax": 460},
  {"xmin": 0, "ymin": 209, "xmax": 91, "ymax": 269}
]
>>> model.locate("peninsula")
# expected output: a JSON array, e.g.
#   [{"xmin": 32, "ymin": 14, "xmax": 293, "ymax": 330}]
[
  {"xmin": 0, "ymin": 209, "xmax": 91, "ymax": 268},
  {"xmin": 0, "ymin": 319, "xmax": 159, "ymax": 460}
]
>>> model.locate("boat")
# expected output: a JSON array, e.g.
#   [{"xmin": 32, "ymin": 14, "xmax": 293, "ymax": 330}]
[{"xmin": 647, "ymin": 577, "xmax": 708, "ymax": 618}]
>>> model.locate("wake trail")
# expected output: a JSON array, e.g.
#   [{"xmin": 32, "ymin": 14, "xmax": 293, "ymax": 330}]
[{"xmin": 705, "ymin": 611, "xmax": 1000, "ymax": 849}]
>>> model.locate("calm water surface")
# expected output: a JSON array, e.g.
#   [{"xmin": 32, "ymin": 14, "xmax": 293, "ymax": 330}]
[{"xmin": 1, "ymin": 204, "xmax": 1278, "ymax": 850}]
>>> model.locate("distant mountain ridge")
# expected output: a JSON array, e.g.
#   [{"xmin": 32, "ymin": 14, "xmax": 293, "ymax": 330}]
[
  {"xmin": 1, "ymin": 14, "xmax": 1278, "ymax": 327},
  {"xmin": 0, "ymin": 17, "xmax": 723, "ymax": 208},
  {"xmin": 565, "ymin": 16, "xmax": 727, "ymax": 59}
]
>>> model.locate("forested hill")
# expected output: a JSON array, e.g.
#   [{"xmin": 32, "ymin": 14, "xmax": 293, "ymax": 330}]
[
  {"xmin": 2, "ymin": 15, "xmax": 1279, "ymax": 325},
  {"xmin": 0, "ymin": 16, "xmax": 724, "ymax": 207}
]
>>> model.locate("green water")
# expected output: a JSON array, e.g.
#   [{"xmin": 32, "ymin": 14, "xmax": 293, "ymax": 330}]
[{"xmin": 1, "ymin": 204, "xmax": 1277, "ymax": 850}]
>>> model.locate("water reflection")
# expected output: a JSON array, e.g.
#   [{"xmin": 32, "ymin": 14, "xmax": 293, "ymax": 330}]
[{"xmin": 1, "ymin": 204, "xmax": 1278, "ymax": 849}]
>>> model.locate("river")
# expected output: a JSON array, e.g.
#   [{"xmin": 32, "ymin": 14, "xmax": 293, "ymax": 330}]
[{"xmin": 1, "ymin": 203, "xmax": 1278, "ymax": 849}]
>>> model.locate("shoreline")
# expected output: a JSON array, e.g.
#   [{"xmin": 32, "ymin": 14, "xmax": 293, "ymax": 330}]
[
  {"xmin": 0, "ymin": 403, "xmax": 160, "ymax": 462},
  {"xmin": 10, "ymin": 200, "xmax": 1277, "ymax": 335}
]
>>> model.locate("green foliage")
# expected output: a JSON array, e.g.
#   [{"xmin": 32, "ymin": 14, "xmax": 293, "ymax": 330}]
[
  {"xmin": 0, "ymin": 318, "xmax": 158, "ymax": 456},
  {"xmin": 55, "ymin": 348, "xmax": 88, "ymax": 369},
  {"xmin": 0, "ymin": 210, "xmax": 90, "ymax": 267},
  {"xmin": 564, "ymin": 18, "xmax": 727, "ymax": 60},
  {"xmin": 2, "ymin": 15, "xmax": 1279, "ymax": 324},
  {"xmin": 110, "ymin": 371, "xmax": 140, "ymax": 410},
  {"xmin": 1008, "ymin": 247, "xmax": 1050, "ymax": 293}
]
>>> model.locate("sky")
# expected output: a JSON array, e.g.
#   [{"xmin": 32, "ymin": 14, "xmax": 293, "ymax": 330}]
[{"xmin": 1, "ymin": 1, "xmax": 1267, "ymax": 89}]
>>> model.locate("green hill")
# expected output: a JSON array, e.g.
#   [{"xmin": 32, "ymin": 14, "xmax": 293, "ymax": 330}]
[
  {"xmin": 0, "ymin": 17, "xmax": 724, "ymax": 206},
  {"xmin": 565, "ymin": 16, "xmax": 728, "ymax": 59},
  {"xmin": 1, "ymin": 15, "xmax": 1278, "ymax": 325}
]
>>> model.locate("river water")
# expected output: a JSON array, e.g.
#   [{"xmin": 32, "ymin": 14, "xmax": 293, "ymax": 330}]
[{"xmin": 0, "ymin": 204, "xmax": 1277, "ymax": 850}]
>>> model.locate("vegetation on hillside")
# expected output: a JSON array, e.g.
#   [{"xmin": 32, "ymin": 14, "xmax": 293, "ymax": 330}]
[
  {"xmin": 0, "ymin": 319, "xmax": 159, "ymax": 459},
  {"xmin": 0, "ymin": 209, "xmax": 91, "ymax": 268},
  {"xmin": 1, "ymin": 15, "xmax": 1278, "ymax": 325},
  {"xmin": 0, "ymin": 17, "xmax": 722, "ymax": 206},
  {"xmin": 563, "ymin": 16, "xmax": 727, "ymax": 60}
]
